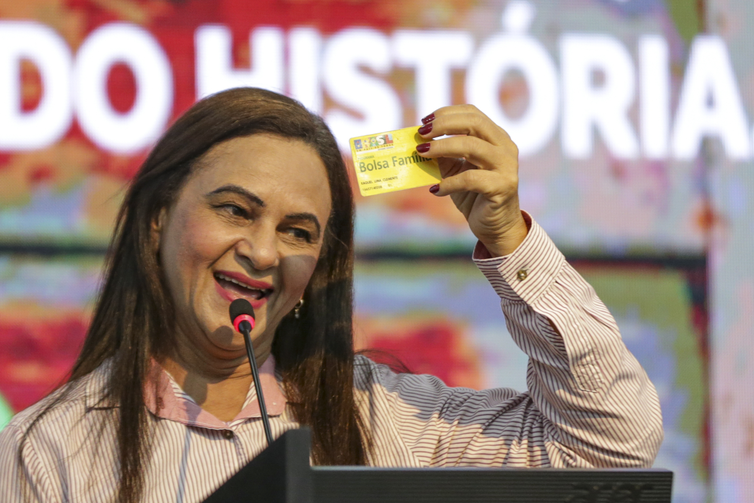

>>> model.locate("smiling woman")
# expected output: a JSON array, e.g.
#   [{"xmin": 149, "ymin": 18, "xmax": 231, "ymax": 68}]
[
  {"xmin": 0, "ymin": 88, "xmax": 663, "ymax": 503},
  {"xmin": 156, "ymin": 134, "xmax": 332, "ymax": 421},
  {"xmin": 0, "ymin": 88, "xmax": 366, "ymax": 502}
]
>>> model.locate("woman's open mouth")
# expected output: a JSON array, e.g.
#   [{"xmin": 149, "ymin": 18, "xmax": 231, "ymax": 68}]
[{"xmin": 214, "ymin": 272, "xmax": 273, "ymax": 306}]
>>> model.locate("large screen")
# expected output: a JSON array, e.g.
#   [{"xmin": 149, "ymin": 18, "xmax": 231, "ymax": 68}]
[{"xmin": 2, "ymin": 1, "xmax": 754, "ymax": 501}]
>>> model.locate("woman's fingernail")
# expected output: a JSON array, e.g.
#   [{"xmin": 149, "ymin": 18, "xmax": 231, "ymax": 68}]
[
  {"xmin": 418, "ymin": 123, "xmax": 433, "ymax": 135},
  {"xmin": 421, "ymin": 113, "xmax": 435, "ymax": 124},
  {"xmin": 417, "ymin": 143, "xmax": 430, "ymax": 153},
  {"xmin": 429, "ymin": 184, "xmax": 440, "ymax": 194}
]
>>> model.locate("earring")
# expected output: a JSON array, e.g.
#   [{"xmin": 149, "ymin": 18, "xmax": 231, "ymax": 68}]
[{"xmin": 294, "ymin": 298, "xmax": 304, "ymax": 319}]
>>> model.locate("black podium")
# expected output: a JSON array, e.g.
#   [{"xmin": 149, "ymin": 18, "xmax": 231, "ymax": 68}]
[{"xmin": 204, "ymin": 429, "xmax": 673, "ymax": 503}]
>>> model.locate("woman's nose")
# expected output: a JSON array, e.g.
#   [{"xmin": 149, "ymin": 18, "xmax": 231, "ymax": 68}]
[{"xmin": 235, "ymin": 228, "xmax": 279, "ymax": 271}]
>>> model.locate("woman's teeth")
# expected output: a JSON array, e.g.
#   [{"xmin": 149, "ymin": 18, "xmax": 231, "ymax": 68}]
[{"xmin": 215, "ymin": 273, "xmax": 267, "ymax": 299}]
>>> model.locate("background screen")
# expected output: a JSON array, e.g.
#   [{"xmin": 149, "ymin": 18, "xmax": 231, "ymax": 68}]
[{"xmin": 2, "ymin": 1, "xmax": 753, "ymax": 501}]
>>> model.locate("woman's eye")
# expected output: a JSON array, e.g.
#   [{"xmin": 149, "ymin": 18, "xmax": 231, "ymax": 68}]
[
  {"xmin": 288, "ymin": 227, "xmax": 312, "ymax": 242},
  {"xmin": 217, "ymin": 204, "xmax": 248, "ymax": 218}
]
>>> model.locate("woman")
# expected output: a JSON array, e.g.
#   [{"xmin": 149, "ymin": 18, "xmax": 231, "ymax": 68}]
[{"xmin": 0, "ymin": 88, "xmax": 663, "ymax": 502}]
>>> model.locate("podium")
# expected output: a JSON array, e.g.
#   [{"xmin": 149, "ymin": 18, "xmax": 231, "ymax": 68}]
[{"xmin": 204, "ymin": 429, "xmax": 673, "ymax": 503}]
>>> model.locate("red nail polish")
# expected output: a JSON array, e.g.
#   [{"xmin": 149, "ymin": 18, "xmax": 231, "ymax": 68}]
[
  {"xmin": 429, "ymin": 184, "xmax": 440, "ymax": 194},
  {"xmin": 418, "ymin": 123, "xmax": 433, "ymax": 135},
  {"xmin": 421, "ymin": 113, "xmax": 435, "ymax": 124},
  {"xmin": 417, "ymin": 143, "xmax": 430, "ymax": 153}
]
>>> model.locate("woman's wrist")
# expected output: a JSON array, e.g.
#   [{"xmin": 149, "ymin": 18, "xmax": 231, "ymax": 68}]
[{"xmin": 478, "ymin": 212, "xmax": 531, "ymax": 257}]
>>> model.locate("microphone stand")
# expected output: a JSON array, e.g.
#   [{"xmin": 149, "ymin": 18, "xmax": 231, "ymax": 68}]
[{"xmin": 239, "ymin": 324, "xmax": 274, "ymax": 447}]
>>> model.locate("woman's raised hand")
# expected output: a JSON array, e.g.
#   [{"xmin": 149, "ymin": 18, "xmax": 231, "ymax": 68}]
[{"xmin": 417, "ymin": 105, "xmax": 529, "ymax": 257}]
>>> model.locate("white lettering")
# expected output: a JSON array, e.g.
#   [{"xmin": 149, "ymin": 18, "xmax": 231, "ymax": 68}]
[
  {"xmin": 393, "ymin": 30, "xmax": 473, "ymax": 122},
  {"xmin": 289, "ymin": 27, "xmax": 323, "ymax": 114},
  {"xmin": 561, "ymin": 34, "xmax": 639, "ymax": 159},
  {"xmin": 0, "ymin": 20, "xmax": 751, "ymax": 162},
  {"xmin": 639, "ymin": 35, "xmax": 670, "ymax": 159},
  {"xmin": 195, "ymin": 25, "xmax": 284, "ymax": 99},
  {"xmin": 671, "ymin": 35, "xmax": 751, "ymax": 160},
  {"xmin": 0, "ymin": 21, "xmax": 73, "ymax": 150},
  {"xmin": 322, "ymin": 28, "xmax": 400, "ymax": 150},
  {"xmin": 74, "ymin": 23, "xmax": 173, "ymax": 154},
  {"xmin": 466, "ymin": 32, "xmax": 559, "ymax": 157}
]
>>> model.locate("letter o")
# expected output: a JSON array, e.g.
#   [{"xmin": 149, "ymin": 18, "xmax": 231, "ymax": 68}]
[
  {"xmin": 74, "ymin": 23, "xmax": 173, "ymax": 154},
  {"xmin": 466, "ymin": 34, "xmax": 559, "ymax": 157}
]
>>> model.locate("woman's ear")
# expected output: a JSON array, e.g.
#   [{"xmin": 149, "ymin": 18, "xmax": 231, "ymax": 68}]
[{"xmin": 151, "ymin": 208, "xmax": 167, "ymax": 252}]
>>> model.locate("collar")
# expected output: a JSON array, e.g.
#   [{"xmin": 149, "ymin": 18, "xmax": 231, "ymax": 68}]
[
  {"xmin": 84, "ymin": 357, "xmax": 287, "ymax": 430},
  {"xmin": 144, "ymin": 356, "xmax": 287, "ymax": 430}
]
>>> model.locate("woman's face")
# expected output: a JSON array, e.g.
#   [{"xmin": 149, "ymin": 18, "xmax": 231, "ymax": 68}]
[{"xmin": 157, "ymin": 133, "xmax": 332, "ymax": 368}]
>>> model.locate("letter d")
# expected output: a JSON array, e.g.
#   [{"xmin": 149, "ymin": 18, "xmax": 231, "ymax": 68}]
[{"xmin": 0, "ymin": 21, "xmax": 73, "ymax": 150}]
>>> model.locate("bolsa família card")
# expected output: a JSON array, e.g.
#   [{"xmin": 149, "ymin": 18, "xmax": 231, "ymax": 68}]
[{"xmin": 349, "ymin": 126, "xmax": 442, "ymax": 196}]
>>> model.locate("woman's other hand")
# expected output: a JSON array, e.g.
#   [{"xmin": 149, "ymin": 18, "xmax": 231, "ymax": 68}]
[{"xmin": 417, "ymin": 105, "xmax": 529, "ymax": 257}]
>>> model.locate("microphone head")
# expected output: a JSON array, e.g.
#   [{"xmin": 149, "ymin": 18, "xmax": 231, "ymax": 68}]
[{"xmin": 229, "ymin": 298, "xmax": 256, "ymax": 332}]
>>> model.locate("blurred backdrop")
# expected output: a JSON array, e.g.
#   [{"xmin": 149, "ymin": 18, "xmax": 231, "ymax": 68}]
[{"xmin": 1, "ymin": 1, "xmax": 752, "ymax": 501}]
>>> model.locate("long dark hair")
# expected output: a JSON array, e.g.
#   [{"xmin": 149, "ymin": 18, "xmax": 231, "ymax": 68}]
[{"xmin": 22, "ymin": 88, "xmax": 368, "ymax": 502}]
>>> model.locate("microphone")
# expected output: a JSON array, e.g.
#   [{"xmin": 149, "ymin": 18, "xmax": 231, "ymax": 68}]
[
  {"xmin": 230, "ymin": 299, "xmax": 256, "ymax": 333},
  {"xmin": 229, "ymin": 299, "xmax": 273, "ymax": 447}
]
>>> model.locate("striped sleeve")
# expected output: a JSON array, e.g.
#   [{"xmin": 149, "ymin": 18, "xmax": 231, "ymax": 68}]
[
  {"xmin": 0, "ymin": 421, "xmax": 59, "ymax": 502},
  {"xmin": 473, "ymin": 214, "xmax": 664, "ymax": 468},
  {"xmin": 357, "ymin": 213, "xmax": 663, "ymax": 470}
]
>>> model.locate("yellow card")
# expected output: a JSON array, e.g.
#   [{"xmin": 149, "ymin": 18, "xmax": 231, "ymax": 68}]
[{"xmin": 349, "ymin": 126, "xmax": 441, "ymax": 196}]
